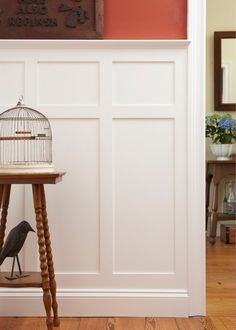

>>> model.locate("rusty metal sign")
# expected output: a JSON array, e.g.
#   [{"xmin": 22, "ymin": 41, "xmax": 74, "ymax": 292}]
[{"xmin": 0, "ymin": 0, "xmax": 103, "ymax": 39}]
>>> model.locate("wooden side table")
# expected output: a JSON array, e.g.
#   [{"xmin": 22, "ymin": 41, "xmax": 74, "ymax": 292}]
[
  {"xmin": 0, "ymin": 172, "xmax": 65, "ymax": 330},
  {"xmin": 206, "ymin": 160, "xmax": 236, "ymax": 244}
]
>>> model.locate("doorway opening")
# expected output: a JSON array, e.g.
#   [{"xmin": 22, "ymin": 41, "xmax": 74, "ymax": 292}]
[{"xmin": 205, "ymin": 0, "xmax": 236, "ymax": 322}]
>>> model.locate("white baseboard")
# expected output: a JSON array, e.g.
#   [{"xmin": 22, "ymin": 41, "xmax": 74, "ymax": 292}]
[{"xmin": 0, "ymin": 289, "xmax": 189, "ymax": 317}]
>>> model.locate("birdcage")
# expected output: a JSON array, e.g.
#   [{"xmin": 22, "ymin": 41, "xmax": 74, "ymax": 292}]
[{"xmin": 0, "ymin": 97, "xmax": 54, "ymax": 173}]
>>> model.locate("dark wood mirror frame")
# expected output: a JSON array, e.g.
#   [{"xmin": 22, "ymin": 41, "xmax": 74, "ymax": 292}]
[{"xmin": 214, "ymin": 31, "xmax": 236, "ymax": 111}]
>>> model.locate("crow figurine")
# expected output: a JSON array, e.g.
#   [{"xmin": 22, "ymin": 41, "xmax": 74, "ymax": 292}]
[{"xmin": 0, "ymin": 221, "xmax": 35, "ymax": 280}]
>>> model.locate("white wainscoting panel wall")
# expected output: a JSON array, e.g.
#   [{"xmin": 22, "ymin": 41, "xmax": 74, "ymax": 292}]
[{"xmin": 0, "ymin": 40, "xmax": 203, "ymax": 317}]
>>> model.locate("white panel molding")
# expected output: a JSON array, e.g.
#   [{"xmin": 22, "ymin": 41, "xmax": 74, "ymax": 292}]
[
  {"xmin": 22, "ymin": 118, "xmax": 101, "ymax": 274},
  {"xmin": 0, "ymin": 41, "xmax": 190, "ymax": 120},
  {"xmin": 112, "ymin": 118, "xmax": 176, "ymax": 275},
  {"xmin": 0, "ymin": 27, "xmax": 205, "ymax": 316},
  {"xmin": 112, "ymin": 61, "xmax": 175, "ymax": 105},
  {"xmin": 112, "ymin": 271, "xmax": 175, "ymax": 275},
  {"xmin": 0, "ymin": 61, "xmax": 25, "ymax": 107},
  {"xmin": 37, "ymin": 61, "xmax": 100, "ymax": 106},
  {"xmin": 24, "ymin": 59, "xmax": 37, "ymax": 106}
]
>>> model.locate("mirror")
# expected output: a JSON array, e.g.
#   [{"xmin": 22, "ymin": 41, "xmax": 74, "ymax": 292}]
[{"xmin": 214, "ymin": 31, "xmax": 236, "ymax": 111}]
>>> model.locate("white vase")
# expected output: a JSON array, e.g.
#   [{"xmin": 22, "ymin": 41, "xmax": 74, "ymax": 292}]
[{"xmin": 210, "ymin": 144, "xmax": 233, "ymax": 160}]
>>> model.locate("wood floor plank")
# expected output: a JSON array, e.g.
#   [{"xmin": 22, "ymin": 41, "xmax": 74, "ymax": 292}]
[
  {"xmin": 5, "ymin": 317, "xmax": 45, "ymax": 329},
  {"xmin": 0, "ymin": 318, "xmax": 12, "ymax": 330},
  {"xmin": 175, "ymin": 317, "xmax": 208, "ymax": 329},
  {"xmin": 204, "ymin": 317, "xmax": 215, "ymax": 330},
  {"xmin": 56, "ymin": 317, "xmax": 81, "ymax": 330},
  {"xmin": 79, "ymin": 317, "xmax": 111, "ymax": 330},
  {"xmin": 209, "ymin": 317, "xmax": 229, "ymax": 330},
  {"xmin": 220, "ymin": 317, "xmax": 236, "ymax": 329},
  {"xmin": 115, "ymin": 317, "xmax": 145, "ymax": 330},
  {"xmin": 145, "ymin": 317, "xmax": 158, "ymax": 330},
  {"xmin": 106, "ymin": 317, "xmax": 115, "ymax": 330},
  {"xmin": 206, "ymin": 298, "xmax": 236, "ymax": 317},
  {"xmin": 206, "ymin": 240, "xmax": 236, "ymax": 317},
  {"xmin": 145, "ymin": 317, "xmax": 179, "ymax": 329},
  {"xmin": 1, "ymin": 317, "xmax": 236, "ymax": 329}
]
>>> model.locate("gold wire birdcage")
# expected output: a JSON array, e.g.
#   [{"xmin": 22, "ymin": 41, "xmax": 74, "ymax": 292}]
[{"xmin": 0, "ymin": 97, "xmax": 54, "ymax": 173}]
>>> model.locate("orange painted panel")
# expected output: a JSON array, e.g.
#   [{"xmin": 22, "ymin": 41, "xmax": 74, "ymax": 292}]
[{"xmin": 104, "ymin": 0, "xmax": 187, "ymax": 39}]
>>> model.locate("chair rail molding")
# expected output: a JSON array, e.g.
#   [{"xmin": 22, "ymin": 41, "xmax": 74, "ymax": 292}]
[{"xmin": 0, "ymin": 40, "xmax": 190, "ymax": 50}]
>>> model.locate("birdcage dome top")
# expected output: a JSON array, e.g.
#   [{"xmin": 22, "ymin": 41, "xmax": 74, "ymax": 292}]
[
  {"xmin": 0, "ymin": 104, "xmax": 49, "ymax": 122},
  {"xmin": 0, "ymin": 97, "xmax": 50, "ymax": 122},
  {"xmin": 0, "ymin": 97, "xmax": 54, "ymax": 173}
]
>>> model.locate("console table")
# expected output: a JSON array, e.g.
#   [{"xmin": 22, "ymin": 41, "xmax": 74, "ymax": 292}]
[
  {"xmin": 206, "ymin": 160, "xmax": 236, "ymax": 244},
  {"xmin": 0, "ymin": 172, "xmax": 65, "ymax": 330}
]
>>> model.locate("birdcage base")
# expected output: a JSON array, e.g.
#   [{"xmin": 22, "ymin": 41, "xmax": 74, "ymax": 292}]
[{"xmin": 0, "ymin": 163, "xmax": 55, "ymax": 173}]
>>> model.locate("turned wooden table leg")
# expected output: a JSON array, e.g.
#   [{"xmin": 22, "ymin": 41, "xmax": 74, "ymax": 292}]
[
  {"xmin": 0, "ymin": 184, "xmax": 4, "ymax": 209},
  {"xmin": 32, "ymin": 184, "xmax": 53, "ymax": 330},
  {"xmin": 209, "ymin": 182, "xmax": 219, "ymax": 245},
  {"xmin": 40, "ymin": 184, "xmax": 60, "ymax": 327},
  {"xmin": 0, "ymin": 184, "xmax": 11, "ymax": 253}
]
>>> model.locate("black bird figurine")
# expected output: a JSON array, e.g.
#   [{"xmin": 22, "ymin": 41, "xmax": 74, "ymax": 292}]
[{"xmin": 0, "ymin": 221, "xmax": 35, "ymax": 280}]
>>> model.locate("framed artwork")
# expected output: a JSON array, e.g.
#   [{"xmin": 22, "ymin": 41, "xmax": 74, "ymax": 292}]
[
  {"xmin": 0, "ymin": 0, "xmax": 104, "ymax": 39},
  {"xmin": 214, "ymin": 31, "xmax": 236, "ymax": 111}
]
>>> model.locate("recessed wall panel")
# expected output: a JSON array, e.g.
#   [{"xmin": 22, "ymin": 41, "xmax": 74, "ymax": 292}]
[
  {"xmin": 113, "ymin": 119, "xmax": 175, "ymax": 273},
  {"xmin": 112, "ymin": 62, "xmax": 174, "ymax": 105},
  {"xmin": 44, "ymin": 119, "xmax": 100, "ymax": 273},
  {"xmin": 37, "ymin": 62, "xmax": 99, "ymax": 105},
  {"xmin": 0, "ymin": 62, "xmax": 24, "ymax": 105}
]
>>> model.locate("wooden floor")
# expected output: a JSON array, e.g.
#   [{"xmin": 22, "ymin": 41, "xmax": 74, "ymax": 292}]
[
  {"xmin": 1, "ymin": 316, "xmax": 235, "ymax": 329},
  {"xmin": 206, "ymin": 239, "xmax": 236, "ymax": 317},
  {"xmin": 0, "ymin": 240, "xmax": 235, "ymax": 329}
]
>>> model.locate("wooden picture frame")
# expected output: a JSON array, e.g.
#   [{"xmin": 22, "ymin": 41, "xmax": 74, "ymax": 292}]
[
  {"xmin": 214, "ymin": 31, "xmax": 236, "ymax": 111},
  {"xmin": 0, "ymin": 0, "xmax": 104, "ymax": 39}
]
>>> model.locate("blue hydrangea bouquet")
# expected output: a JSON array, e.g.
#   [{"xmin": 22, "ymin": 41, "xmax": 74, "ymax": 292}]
[{"xmin": 205, "ymin": 114, "xmax": 236, "ymax": 144}]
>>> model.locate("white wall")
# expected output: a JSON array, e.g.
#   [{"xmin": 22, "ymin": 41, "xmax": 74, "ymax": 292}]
[
  {"xmin": 206, "ymin": 0, "xmax": 236, "ymax": 159},
  {"xmin": 206, "ymin": 0, "xmax": 236, "ymax": 232}
]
